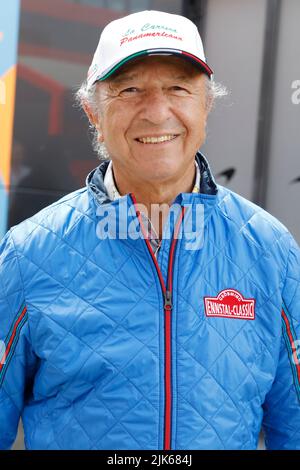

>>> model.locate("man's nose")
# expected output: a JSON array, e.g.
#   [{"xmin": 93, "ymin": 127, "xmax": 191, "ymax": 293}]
[{"xmin": 139, "ymin": 89, "xmax": 172, "ymax": 125}]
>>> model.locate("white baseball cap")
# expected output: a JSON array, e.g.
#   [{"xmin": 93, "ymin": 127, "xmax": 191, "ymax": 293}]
[{"xmin": 86, "ymin": 10, "xmax": 213, "ymax": 88}]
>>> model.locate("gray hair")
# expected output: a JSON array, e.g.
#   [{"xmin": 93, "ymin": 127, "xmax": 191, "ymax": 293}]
[{"xmin": 75, "ymin": 76, "xmax": 228, "ymax": 161}]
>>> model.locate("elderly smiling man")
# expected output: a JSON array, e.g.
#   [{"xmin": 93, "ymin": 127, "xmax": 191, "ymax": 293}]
[{"xmin": 1, "ymin": 10, "xmax": 300, "ymax": 451}]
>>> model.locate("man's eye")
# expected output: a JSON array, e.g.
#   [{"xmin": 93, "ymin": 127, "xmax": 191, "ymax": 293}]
[
  {"xmin": 120, "ymin": 87, "xmax": 139, "ymax": 94},
  {"xmin": 170, "ymin": 86, "xmax": 189, "ymax": 93}
]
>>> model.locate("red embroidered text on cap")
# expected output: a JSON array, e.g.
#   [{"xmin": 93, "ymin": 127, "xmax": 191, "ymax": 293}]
[{"xmin": 204, "ymin": 289, "xmax": 255, "ymax": 320}]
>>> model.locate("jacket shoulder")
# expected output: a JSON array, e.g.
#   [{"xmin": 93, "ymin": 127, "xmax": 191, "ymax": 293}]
[
  {"xmin": 215, "ymin": 185, "xmax": 291, "ymax": 249},
  {"xmin": 9, "ymin": 187, "xmax": 93, "ymax": 249}
]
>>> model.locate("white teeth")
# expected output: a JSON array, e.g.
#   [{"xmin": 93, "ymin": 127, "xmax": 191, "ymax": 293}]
[{"xmin": 137, "ymin": 135, "xmax": 177, "ymax": 144}]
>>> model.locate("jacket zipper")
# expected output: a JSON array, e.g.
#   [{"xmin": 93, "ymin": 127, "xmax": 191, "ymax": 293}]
[{"xmin": 130, "ymin": 194, "xmax": 185, "ymax": 450}]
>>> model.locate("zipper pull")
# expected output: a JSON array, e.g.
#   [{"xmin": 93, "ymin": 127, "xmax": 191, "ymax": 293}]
[{"xmin": 164, "ymin": 290, "xmax": 172, "ymax": 311}]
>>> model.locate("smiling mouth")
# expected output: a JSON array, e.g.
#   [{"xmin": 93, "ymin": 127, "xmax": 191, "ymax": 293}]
[{"xmin": 135, "ymin": 135, "xmax": 178, "ymax": 144}]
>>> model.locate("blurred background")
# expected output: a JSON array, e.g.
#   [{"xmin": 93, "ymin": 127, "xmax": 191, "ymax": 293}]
[{"xmin": 0, "ymin": 0, "xmax": 299, "ymax": 450}]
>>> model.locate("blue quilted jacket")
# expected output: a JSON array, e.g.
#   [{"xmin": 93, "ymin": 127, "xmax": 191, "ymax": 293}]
[{"xmin": 1, "ymin": 153, "xmax": 300, "ymax": 450}]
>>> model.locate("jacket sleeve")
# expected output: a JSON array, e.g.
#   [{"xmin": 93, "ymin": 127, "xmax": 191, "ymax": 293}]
[
  {"xmin": 262, "ymin": 234, "xmax": 300, "ymax": 449},
  {"xmin": 0, "ymin": 230, "xmax": 37, "ymax": 449}
]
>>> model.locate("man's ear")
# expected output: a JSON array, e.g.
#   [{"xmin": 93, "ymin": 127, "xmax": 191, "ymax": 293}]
[
  {"xmin": 83, "ymin": 103, "xmax": 101, "ymax": 130},
  {"xmin": 83, "ymin": 102, "xmax": 104, "ymax": 143}
]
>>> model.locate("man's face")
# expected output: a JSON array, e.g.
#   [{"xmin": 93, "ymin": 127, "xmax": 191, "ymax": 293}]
[{"xmin": 93, "ymin": 55, "xmax": 210, "ymax": 183}]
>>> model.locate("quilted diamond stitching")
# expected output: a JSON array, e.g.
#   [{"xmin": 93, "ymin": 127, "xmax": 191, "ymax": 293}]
[
  {"xmin": 179, "ymin": 390, "xmax": 246, "ymax": 449},
  {"xmin": 177, "ymin": 339, "xmax": 251, "ymax": 445},
  {"xmin": 55, "ymin": 340, "xmax": 160, "ymax": 448},
  {"xmin": 176, "ymin": 290, "xmax": 268, "ymax": 401},
  {"xmin": 3, "ymin": 185, "xmax": 297, "ymax": 450}
]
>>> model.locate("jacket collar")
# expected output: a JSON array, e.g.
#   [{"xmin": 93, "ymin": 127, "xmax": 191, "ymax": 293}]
[{"xmin": 86, "ymin": 151, "xmax": 218, "ymax": 206}]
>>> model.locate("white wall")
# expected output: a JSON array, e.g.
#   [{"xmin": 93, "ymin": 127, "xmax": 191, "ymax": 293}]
[
  {"xmin": 202, "ymin": 0, "xmax": 300, "ymax": 244},
  {"xmin": 266, "ymin": 0, "xmax": 300, "ymax": 242},
  {"xmin": 202, "ymin": 0, "xmax": 267, "ymax": 200}
]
